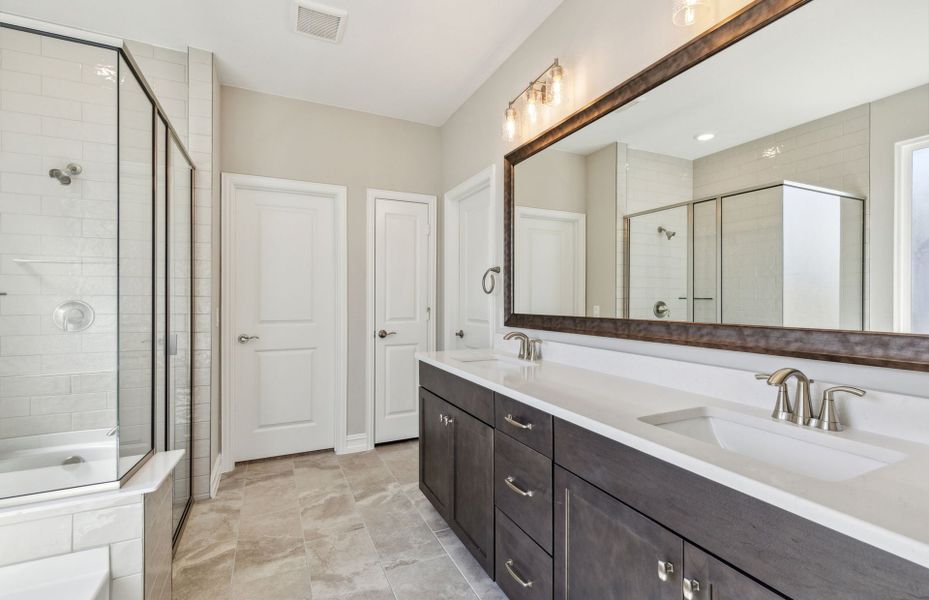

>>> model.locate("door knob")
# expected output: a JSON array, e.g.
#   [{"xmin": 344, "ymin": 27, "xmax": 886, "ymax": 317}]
[
  {"xmin": 454, "ymin": 329, "xmax": 464, "ymax": 338},
  {"xmin": 237, "ymin": 334, "xmax": 260, "ymax": 344},
  {"xmin": 377, "ymin": 329, "xmax": 397, "ymax": 339}
]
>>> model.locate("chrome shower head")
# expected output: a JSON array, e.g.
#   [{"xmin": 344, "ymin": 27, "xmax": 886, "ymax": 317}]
[
  {"xmin": 49, "ymin": 163, "xmax": 82, "ymax": 186},
  {"xmin": 657, "ymin": 226, "xmax": 676, "ymax": 240}
]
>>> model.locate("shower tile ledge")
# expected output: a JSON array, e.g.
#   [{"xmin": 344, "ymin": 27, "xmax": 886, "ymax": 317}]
[{"xmin": 0, "ymin": 450, "xmax": 184, "ymax": 523}]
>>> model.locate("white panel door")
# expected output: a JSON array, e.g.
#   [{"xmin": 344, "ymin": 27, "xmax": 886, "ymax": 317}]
[
  {"xmin": 233, "ymin": 181, "xmax": 341, "ymax": 461},
  {"xmin": 454, "ymin": 183, "xmax": 494, "ymax": 349},
  {"xmin": 375, "ymin": 198, "xmax": 430, "ymax": 443},
  {"xmin": 515, "ymin": 207, "xmax": 586, "ymax": 316}
]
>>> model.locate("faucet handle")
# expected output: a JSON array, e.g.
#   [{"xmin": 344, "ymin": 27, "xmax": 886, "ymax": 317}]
[
  {"xmin": 814, "ymin": 386, "xmax": 866, "ymax": 432},
  {"xmin": 528, "ymin": 339, "xmax": 543, "ymax": 362},
  {"xmin": 756, "ymin": 373, "xmax": 793, "ymax": 420}
]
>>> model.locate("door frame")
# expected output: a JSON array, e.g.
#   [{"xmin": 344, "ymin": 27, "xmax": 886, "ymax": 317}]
[
  {"xmin": 220, "ymin": 172, "xmax": 348, "ymax": 473},
  {"xmin": 894, "ymin": 134, "xmax": 929, "ymax": 333},
  {"xmin": 365, "ymin": 188, "xmax": 437, "ymax": 450},
  {"xmin": 443, "ymin": 165, "xmax": 497, "ymax": 351},
  {"xmin": 514, "ymin": 205, "xmax": 587, "ymax": 315}
]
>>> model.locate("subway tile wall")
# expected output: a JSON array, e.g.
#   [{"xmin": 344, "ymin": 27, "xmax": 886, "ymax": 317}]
[
  {"xmin": 0, "ymin": 492, "xmax": 146, "ymax": 600},
  {"xmin": 0, "ymin": 28, "xmax": 119, "ymax": 441}
]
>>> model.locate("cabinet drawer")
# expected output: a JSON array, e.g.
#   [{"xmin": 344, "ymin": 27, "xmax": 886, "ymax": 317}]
[
  {"xmin": 495, "ymin": 393, "xmax": 553, "ymax": 457},
  {"xmin": 494, "ymin": 430, "xmax": 553, "ymax": 553},
  {"xmin": 420, "ymin": 362, "xmax": 493, "ymax": 425},
  {"xmin": 495, "ymin": 508, "xmax": 553, "ymax": 600},
  {"xmin": 554, "ymin": 418, "xmax": 929, "ymax": 600}
]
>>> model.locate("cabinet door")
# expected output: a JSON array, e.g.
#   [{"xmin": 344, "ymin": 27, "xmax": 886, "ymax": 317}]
[
  {"xmin": 554, "ymin": 467, "xmax": 682, "ymax": 600},
  {"xmin": 451, "ymin": 405, "xmax": 495, "ymax": 572},
  {"xmin": 420, "ymin": 389, "xmax": 453, "ymax": 518},
  {"xmin": 684, "ymin": 543, "xmax": 785, "ymax": 600}
]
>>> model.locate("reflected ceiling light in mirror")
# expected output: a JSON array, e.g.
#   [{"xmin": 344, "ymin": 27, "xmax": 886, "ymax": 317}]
[
  {"xmin": 501, "ymin": 58, "xmax": 565, "ymax": 142},
  {"xmin": 672, "ymin": 0, "xmax": 712, "ymax": 27},
  {"xmin": 694, "ymin": 132, "xmax": 716, "ymax": 142}
]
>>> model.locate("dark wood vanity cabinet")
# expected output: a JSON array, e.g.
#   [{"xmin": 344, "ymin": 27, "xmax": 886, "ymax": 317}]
[
  {"xmin": 683, "ymin": 543, "xmax": 783, "ymax": 600},
  {"xmin": 418, "ymin": 366, "xmax": 495, "ymax": 575},
  {"xmin": 554, "ymin": 467, "xmax": 683, "ymax": 600},
  {"xmin": 419, "ymin": 365, "xmax": 929, "ymax": 600}
]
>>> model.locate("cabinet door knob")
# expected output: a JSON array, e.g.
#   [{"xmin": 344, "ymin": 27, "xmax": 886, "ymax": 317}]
[
  {"xmin": 683, "ymin": 577, "xmax": 701, "ymax": 599},
  {"xmin": 657, "ymin": 560, "xmax": 675, "ymax": 582},
  {"xmin": 504, "ymin": 476, "xmax": 535, "ymax": 497},
  {"xmin": 504, "ymin": 414, "xmax": 533, "ymax": 430},
  {"xmin": 504, "ymin": 559, "xmax": 533, "ymax": 588}
]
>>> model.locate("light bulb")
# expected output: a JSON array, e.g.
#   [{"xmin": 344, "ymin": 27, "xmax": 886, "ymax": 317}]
[
  {"xmin": 526, "ymin": 87, "xmax": 539, "ymax": 124},
  {"xmin": 550, "ymin": 62, "xmax": 564, "ymax": 106},
  {"xmin": 672, "ymin": 0, "xmax": 711, "ymax": 27},
  {"xmin": 503, "ymin": 106, "xmax": 518, "ymax": 142}
]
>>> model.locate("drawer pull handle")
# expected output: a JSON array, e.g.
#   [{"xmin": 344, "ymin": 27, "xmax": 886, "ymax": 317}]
[
  {"xmin": 683, "ymin": 578, "xmax": 701, "ymax": 599},
  {"xmin": 504, "ymin": 559, "xmax": 533, "ymax": 588},
  {"xmin": 504, "ymin": 476, "xmax": 535, "ymax": 497},
  {"xmin": 504, "ymin": 414, "xmax": 534, "ymax": 430},
  {"xmin": 657, "ymin": 560, "xmax": 674, "ymax": 582}
]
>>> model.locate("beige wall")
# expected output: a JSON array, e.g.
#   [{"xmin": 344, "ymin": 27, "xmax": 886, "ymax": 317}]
[
  {"xmin": 585, "ymin": 144, "xmax": 617, "ymax": 317},
  {"xmin": 869, "ymin": 84, "xmax": 929, "ymax": 331},
  {"xmin": 514, "ymin": 148, "xmax": 587, "ymax": 213},
  {"xmin": 221, "ymin": 86, "xmax": 442, "ymax": 435},
  {"xmin": 439, "ymin": 0, "xmax": 752, "ymax": 339}
]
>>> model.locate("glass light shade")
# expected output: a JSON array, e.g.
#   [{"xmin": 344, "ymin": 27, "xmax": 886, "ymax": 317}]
[
  {"xmin": 503, "ymin": 106, "xmax": 519, "ymax": 142},
  {"xmin": 550, "ymin": 63, "xmax": 564, "ymax": 105},
  {"xmin": 526, "ymin": 87, "xmax": 539, "ymax": 124},
  {"xmin": 672, "ymin": 0, "xmax": 712, "ymax": 27}
]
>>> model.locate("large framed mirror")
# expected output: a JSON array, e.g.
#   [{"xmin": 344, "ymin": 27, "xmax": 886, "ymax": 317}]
[{"xmin": 505, "ymin": 0, "xmax": 929, "ymax": 370}]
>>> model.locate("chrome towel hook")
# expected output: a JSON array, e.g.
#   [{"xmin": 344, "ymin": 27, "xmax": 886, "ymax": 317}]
[{"xmin": 482, "ymin": 266, "xmax": 501, "ymax": 294}]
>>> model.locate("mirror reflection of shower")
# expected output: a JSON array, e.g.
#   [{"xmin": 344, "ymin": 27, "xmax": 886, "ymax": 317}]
[{"xmin": 657, "ymin": 225, "xmax": 676, "ymax": 240}]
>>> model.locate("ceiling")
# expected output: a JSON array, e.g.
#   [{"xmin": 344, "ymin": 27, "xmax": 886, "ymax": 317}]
[
  {"xmin": 553, "ymin": 0, "xmax": 929, "ymax": 159},
  {"xmin": 0, "ymin": 0, "xmax": 563, "ymax": 126}
]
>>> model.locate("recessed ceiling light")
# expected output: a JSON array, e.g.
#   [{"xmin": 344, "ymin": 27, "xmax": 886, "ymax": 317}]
[{"xmin": 694, "ymin": 132, "xmax": 715, "ymax": 142}]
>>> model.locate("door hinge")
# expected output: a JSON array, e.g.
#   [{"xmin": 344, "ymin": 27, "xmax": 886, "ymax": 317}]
[{"xmin": 426, "ymin": 306, "xmax": 431, "ymax": 320}]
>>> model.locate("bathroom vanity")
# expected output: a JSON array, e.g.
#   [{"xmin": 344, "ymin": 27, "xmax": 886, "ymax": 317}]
[{"xmin": 417, "ymin": 353, "xmax": 929, "ymax": 600}]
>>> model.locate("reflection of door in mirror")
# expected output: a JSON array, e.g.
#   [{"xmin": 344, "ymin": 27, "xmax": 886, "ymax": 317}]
[
  {"xmin": 513, "ymin": 144, "xmax": 616, "ymax": 317},
  {"xmin": 896, "ymin": 136, "xmax": 929, "ymax": 334},
  {"xmin": 515, "ymin": 207, "xmax": 586, "ymax": 315}
]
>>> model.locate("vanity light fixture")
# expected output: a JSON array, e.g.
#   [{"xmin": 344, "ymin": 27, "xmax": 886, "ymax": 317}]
[
  {"xmin": 694, "ymin": 132, "xmax": 715, "ymax": 142},
  {"xmin": 672, "ymin": 0, "xmax": 712, "ymax": 27},
  {"xmin": 502, "ymin": 59, "xmax": 565, "ymax": 142}
]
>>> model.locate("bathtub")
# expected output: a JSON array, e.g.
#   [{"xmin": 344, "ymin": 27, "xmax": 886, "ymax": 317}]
[{"xmin": 0, "ymin": 430, "xmax": 118, "ymax": 501}]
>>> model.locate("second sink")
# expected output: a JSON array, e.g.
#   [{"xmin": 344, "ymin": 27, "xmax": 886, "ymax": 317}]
[{"xmin": 639, "ymin": 407, "xmax": 906, "ymax": 482}]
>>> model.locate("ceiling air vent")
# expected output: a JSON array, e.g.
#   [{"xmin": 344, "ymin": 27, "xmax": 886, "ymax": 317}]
[{"xmin": 294, "ymin": 1, "xmax": 347, "ymax": 44}]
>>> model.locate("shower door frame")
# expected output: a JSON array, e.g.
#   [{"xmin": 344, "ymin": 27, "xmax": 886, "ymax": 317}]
[
  {"xmin": 622, "ymin": 181, "xmax": 866, "ymax": 328},
  {"xmin": 0, "ymin": 20, "xmax": 197, "ymax": 530}
]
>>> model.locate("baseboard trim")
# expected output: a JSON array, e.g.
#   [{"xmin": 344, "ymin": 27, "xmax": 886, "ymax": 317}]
[
  {"xmin": 340, "ymin": 433, "xmax": 371, "ymax": 455},
  {"xmin": 210, "ymin": 454, "xmax": 223, "ymax": 498}
]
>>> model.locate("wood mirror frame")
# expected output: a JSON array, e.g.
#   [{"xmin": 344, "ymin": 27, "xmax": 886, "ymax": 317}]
[{"xmin": 503, "ymin": 0, "xmax": 929, "ymax": 372}]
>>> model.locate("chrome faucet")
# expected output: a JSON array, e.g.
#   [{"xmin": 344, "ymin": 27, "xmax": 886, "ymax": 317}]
[
  {"xmin": 765, "ymin": 368, "xmax": 814, "ymax": 426},
  {"xmin": 755, "ymin": 372, "xmax": 792, "ymax": 421},
  {"xmin": 815, "ymin": 385, "xmax": 865, "ymax": 431},
  {"xmin": 503, "ymin": 331, "xmax": 537, "ymax": 361},
  {"xmin": 503, "ymin": 331, "xmax": 530, "ymax": 359}
]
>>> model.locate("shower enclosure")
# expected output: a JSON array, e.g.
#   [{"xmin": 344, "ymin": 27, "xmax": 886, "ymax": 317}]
[
  {"xmin": 0, "ymin": 23, "xmax": 194, "ymax": 539},
  {"xmin": 624, "ymin": 181, "xmax": 865, "ymax": 328}
]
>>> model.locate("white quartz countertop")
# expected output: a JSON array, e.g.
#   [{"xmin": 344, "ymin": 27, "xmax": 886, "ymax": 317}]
[{"xmin": 417, "ymin": 350, "xmax": 929, "ymax": 569}]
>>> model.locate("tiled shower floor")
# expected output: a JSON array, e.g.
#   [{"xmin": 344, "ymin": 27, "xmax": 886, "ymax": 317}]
[{"xmin": 172, "ymin": 441, "xmax": 506, "ymax": 599}]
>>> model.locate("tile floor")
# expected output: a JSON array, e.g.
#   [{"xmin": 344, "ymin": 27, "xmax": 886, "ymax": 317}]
[{"xmin": 172, "ymin": 440, "xmax": 506, "ymax": 600}]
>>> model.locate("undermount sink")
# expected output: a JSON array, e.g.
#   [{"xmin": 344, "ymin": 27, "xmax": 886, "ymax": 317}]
[
  {"xmin": 453, "ymin": 354, "xmax": 533, "ymax": 367},
  {"xmin": 640, "ymin": 407, "xmax": 906, "ymax": 482}
]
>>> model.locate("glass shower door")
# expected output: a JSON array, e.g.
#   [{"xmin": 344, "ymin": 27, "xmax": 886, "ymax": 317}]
[
  {"xmin": 626, "ymin": 205, "xmax": 689, "ymax": 321},
  {"xmin": 167, "ymin": 136, "xmax": 193, "ymax": 535}
]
